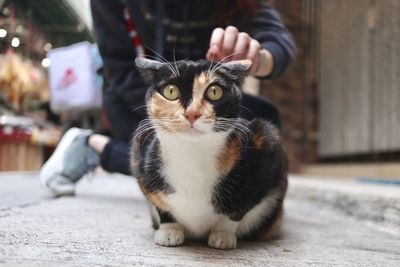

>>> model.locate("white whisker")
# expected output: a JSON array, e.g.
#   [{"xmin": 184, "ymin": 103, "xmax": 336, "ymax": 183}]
[
  {"xmin": 209, "ymin": 51, "xmax": 246, "ymax": 77},
  {"xmin": 145, "ymin": 46, "xmax": 179, "ymax": 77},
  {"xmin": 173, "ymin": 43, "xmax": 180, "ymax": 76}
]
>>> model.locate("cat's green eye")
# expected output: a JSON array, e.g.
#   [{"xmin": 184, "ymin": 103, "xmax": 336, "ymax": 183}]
[
  {"xmin": 206, "ymin": 85, "xmax": 223, "ymax": 101},
  {"xmin": 162, "ymin": 84, "xmax": 180, "ymax": 100}
]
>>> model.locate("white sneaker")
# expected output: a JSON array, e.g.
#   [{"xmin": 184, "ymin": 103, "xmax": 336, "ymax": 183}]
[{"xmin": 39, "ymin": 128, "xmax": 99, "ymax": 197}]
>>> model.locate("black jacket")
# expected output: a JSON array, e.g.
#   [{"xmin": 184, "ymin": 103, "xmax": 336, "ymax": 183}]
[{"xmin": 91, "ymin": 0, "xmax": 295, "ymax": 107}]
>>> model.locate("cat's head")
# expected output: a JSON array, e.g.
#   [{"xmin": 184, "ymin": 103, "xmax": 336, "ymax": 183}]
[{"xmin": 135, "ymin": 57, "xmax": 251, "ymax": 136}]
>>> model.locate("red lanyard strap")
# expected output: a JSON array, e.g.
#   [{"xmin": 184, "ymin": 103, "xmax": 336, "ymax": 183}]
[{"xmin": 123, "ymin": 6, "xmax": 145, "ymax": 57}]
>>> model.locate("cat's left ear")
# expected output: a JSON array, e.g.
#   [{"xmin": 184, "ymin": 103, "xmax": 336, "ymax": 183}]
[
  {"xmin": 135, "ymin": 57, "xmax": 164, "ymax": 82},
  {"xmin": 223, "ymin": 60, "xmax": 252, "ymax": 72},
  {"xmin": 223, "ymin": 60, "xmax": 252, "ymax": 82}
]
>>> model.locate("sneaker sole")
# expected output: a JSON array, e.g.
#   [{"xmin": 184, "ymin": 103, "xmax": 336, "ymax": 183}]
[
  {"xmin": 46, "ymin": 174, "xmax": 76, "ymax": 197},
  {"xmin": 39, "ymin": 127, "xmax": 91, "ymax": 194}
]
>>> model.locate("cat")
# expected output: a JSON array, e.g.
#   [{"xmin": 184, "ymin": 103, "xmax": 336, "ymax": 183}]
[{"xmin": 131, "ymin": 57, "xmax": 288, "ymax": 250}]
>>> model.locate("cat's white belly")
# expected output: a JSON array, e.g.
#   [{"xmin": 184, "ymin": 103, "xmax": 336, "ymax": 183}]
[
  {"xmin": 167, "ymin": 193, "xmax": 219, "ymax": 238},
  {"xmin": 166, "ymin": 189, "xmax": 280, "ymax": 239},
  {"xmin": 158, "ymin": 131, "xmax": 229, "ymax": 238}
]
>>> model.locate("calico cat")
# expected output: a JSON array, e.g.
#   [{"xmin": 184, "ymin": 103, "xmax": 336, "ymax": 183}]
[{"xmin": 131, "ymin": 57, "xmax": 288, "ymax": 250}]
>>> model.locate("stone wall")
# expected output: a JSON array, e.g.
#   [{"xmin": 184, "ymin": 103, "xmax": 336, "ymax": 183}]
[{"xmin": 261, "ymin": 0, "xmax": 318, "ymax": 170}]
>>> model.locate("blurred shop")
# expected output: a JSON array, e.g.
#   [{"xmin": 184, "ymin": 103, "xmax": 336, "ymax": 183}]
[{"xmin": 0, "ymin": 0, "xmax": 95, "ymax": 171}]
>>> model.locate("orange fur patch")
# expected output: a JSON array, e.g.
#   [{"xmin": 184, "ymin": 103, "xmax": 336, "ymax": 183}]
[
  {"xmin": 217, "ymin": 136, "xmax": 242, "ymax": 175},
  {"xmin": 138, "ymin": 179, "xmax": 171, "ymax": 212},
  {"xmin": 149, "ymin": 93, "xmax": 182, "ymax": 119},
  {"xmin": 148, "ymin": 93, "xmax": 186, "ymax": 132},
  {"xmin": 147, "ymin": 192, "xmax": 170, "ymax": 212},
  {"xmin": 190, "ymin": 72, "xmax": 216, "ymax": 119},
  {"xmin": 252, "ymin": 130, "xmax": 268, "ymax": 150},
  {"xmin": 192, "ymin": 72, "xmax": 213, "ymax": 100},
  {"xmin": 252, "ymin": 123, "xmax": 281, "ymax": 151}
]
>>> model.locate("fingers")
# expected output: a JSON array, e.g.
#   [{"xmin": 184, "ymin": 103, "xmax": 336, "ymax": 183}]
[
  {"xmin": 206, "ymin": 26, "xmax": 261, "ymax": 71},
  {"xmin": 232, "ymin": 32, "xmax": 251, "ymax": 60},
  {"xmin": 247, "ymin": 39, "xmax": 261, "ymax": 74},
  {"xmin": 207, "ymin": 26, "xmax": 240, "ymax": 61},
  {"xmin": 206, "ymin": 28, "xmax": 224, "ymax": 61},
  {"xmin": 221, "ymin": 26, "xmax": 239, "ymax": 60}
]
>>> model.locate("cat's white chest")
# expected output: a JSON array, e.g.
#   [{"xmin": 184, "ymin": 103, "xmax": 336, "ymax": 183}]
[{"xmin": 158, "ymin": 132, "xmax": 228, "ymax": 237}]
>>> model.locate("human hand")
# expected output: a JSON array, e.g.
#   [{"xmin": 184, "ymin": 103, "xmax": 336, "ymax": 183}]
[{"xmin": 206, "ymin": 26, "xmax": 269, "ymax": 75}]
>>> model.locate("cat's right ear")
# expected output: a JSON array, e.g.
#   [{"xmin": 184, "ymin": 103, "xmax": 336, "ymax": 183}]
[{"xmin": 135, "ymin": 57, "xmax": 163, "ymax": 81}]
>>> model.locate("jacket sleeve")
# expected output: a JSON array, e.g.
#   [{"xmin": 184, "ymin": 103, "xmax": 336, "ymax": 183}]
[
  {"xmin": 240, "ymin": 1, "xmax": 296, "ymax": 79},
  {"xmin": 90, "ymin": 0, "xmax": 147, "ymax": 107}
]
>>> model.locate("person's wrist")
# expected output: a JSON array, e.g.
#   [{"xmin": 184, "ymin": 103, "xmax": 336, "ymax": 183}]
[
  {"xmin": 89, "ymin": 134, "xmax": 110, "ymax": 154},
  {"xmin": 255, "ymin": 49, "xmax": 274, "ymax": 77}
]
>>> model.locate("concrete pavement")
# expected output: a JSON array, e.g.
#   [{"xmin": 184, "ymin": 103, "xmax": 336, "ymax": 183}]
[{"xmin": 0, "ymin": 172, "xmax": 399, "ymax": 266}]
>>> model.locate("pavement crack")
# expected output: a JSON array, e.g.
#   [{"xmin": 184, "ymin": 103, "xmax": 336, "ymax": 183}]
[
  {"xmin": 0, "ymin": 201, "xmax": 42, "ymax": 217},
  {"xmin": 1, "ymin": 201, "xmax": 41, "ymax": 211},
  {"xmin": 0, "ymin": 207, "xmax": 11, "ymax": 212},
  {"xmin": 18, "ymin": 201, "xmax": 41, "ymax": 209}
]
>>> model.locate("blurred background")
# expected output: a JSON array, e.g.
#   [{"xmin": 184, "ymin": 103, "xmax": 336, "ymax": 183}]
[{"xmin": 0, "ymin": 0, "xmax": 399, "ymax": 180}]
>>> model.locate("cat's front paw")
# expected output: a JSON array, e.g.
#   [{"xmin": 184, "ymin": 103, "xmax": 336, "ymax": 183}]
[
  {"xmin": 154, "ymin": 223, "xmax": 185, "ymax": 247},
  {"xmin": 208, "ymin": 231, "xmax": 237, "ymax": 250}
]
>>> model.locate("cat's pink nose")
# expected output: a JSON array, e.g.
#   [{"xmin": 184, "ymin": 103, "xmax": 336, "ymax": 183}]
[{"xmin": 185, "ymin": 110, "xmax": 201, "ymax": 124}]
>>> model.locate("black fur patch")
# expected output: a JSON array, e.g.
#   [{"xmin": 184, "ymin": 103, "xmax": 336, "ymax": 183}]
[{"xmin": 212, "ymin": 119, "xmax": 287, "ymax": 224}]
